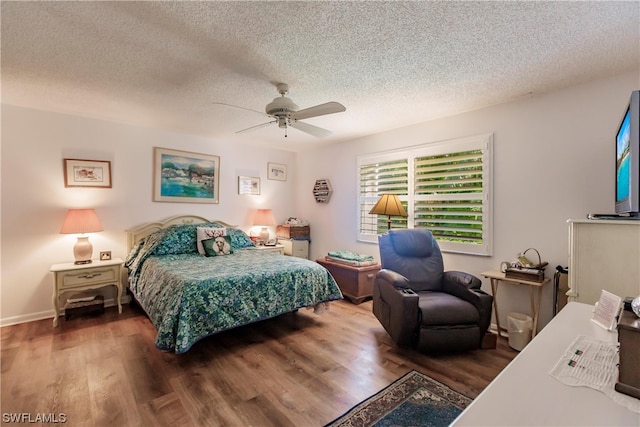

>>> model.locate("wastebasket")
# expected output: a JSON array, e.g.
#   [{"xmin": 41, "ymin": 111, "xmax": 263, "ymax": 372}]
[{"xmin": 507, "ymin": 312, "xmax": 533, "ymax": 351}]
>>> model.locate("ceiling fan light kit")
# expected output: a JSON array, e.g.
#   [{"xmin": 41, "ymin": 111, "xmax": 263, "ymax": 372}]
[{"xmin": 232, "ymin": 83, "xmax": 346, "ymax": 138}]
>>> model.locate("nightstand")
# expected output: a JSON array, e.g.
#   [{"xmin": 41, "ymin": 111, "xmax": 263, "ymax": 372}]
[
  {"xmin": 254, "ymin": 244, "xmax": 285, "ymax": 255},
  {"xmin": 50, "ymin": 258, "xmax": 123, "ymax": 327}
]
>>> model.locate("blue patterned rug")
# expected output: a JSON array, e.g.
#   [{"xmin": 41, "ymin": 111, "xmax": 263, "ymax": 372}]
[{"xmin": 325, "ymin": 370, "xmax": 472, "ymax": 427}]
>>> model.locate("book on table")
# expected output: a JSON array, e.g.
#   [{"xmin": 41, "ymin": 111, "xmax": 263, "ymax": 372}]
[{"xmin": 504, "ymin": 266, "xmax": 545, "ymax": 282}]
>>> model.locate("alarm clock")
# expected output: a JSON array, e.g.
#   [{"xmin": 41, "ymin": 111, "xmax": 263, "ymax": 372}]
[{"xmin": 500, "ymin": 261, "xmax": 510, "ymax": 273}]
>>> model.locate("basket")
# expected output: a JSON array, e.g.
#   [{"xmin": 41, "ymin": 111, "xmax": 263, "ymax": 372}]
[
  {"xmin": 505, "ymin": 248, "xmax": 548, "ymax": 283},
  {"xmin": 276, "ymin": 225, "xmax": 310, "ymax": 240}
]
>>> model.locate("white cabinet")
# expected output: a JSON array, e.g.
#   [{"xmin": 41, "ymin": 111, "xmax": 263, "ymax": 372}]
[
  {"xmin": 279, "ymin": 239, "xmax": 309, "ymax": 259},
  {"xmin": 568, "ymin": 219, "xmax": 640, "ymax": 304}
]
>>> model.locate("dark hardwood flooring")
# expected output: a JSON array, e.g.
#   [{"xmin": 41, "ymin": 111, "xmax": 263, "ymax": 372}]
[{"xmin": 1, "ymin": 299, "xmax": 517, "ymax": 426}]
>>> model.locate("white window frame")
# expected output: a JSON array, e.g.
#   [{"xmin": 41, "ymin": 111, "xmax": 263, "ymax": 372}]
[{"xmin": 357, "ymin": 133, "xmax": 493, "ymax": 256}]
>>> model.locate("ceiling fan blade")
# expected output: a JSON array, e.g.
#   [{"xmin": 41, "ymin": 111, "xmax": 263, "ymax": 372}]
[
  {"xmin": 212, "ymin": 102, "xmax": 266, "ymax": 117},
  {"xmin": 290, "ymin": 120, "xmax": 332, "ymax": 138},
  {"xmin": 236, "ymin": 120, "xmax": 276, "ymax": 134},
  {"xmin": 290, "ymin": 101, "xmax": 346, "ymax": 120}
]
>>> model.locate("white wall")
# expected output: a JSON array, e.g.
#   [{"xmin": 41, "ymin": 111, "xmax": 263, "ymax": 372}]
[
  {"xmin": 296, "ymin": 71, "xmax": 639, "ymax": 330},
  {"xmin": 0, "ymin": 106, "xmax": 296, "ymax": 325},
  {"xmin": 2, "ymin": 71, "xmax": 638, "ymax": 329}
]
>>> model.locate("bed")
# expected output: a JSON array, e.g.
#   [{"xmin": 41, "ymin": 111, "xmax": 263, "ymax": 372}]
[{"xmin": 125, "ymin": 215, "xmax": 343, "ymax": 354}]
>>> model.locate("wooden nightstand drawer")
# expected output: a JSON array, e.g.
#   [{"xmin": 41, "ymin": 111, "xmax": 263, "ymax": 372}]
[{"xmin": 60, "ymin": 266, "xmax": 118, "ymax": 288}]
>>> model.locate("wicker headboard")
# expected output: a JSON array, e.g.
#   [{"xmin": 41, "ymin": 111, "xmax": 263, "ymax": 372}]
[{"xmin": 125, "ymin": 215, "xmax": 237, "ymax": 253}]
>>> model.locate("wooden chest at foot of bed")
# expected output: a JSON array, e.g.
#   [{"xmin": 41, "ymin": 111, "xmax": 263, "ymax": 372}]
[{"xmin": 316, "ymin": 259, "xmax": 380, "ymax": 304}]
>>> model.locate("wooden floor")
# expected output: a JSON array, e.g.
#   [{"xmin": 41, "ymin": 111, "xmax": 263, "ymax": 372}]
[{"xmin": 1, "ymin": 299, "xmax": 517, "ymax": 426}]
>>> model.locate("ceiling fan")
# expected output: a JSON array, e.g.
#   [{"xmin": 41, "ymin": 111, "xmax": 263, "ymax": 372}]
[{"xmin": 215, "ymin": 83, "xmax": 346, "ymax": 138}]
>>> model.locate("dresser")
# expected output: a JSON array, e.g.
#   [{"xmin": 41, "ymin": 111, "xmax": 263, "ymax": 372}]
[
  {"xmin": 567, "ymin": 219, "xmax": 640, "ymax": 304},
  {"xmin": 50, "ymin": 258, "xmax": 123, "ymax": 326},
  {"xmin": 452, "ymin": 302, "xmax": 639, "ymax": 426}
]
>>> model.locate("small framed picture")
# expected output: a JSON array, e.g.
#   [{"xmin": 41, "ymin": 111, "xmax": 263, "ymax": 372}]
[
  {"xmin": 64, "ymin": 159, "xmax": 112, "ymax": 188},
  {"xmin": 99, "ymin": 251, "xmax": 112, "ymax": 261},
  {"xmin": 267, "ymin": 162, "xmax": 287, "ymax": 181},
  {"xmin": 238, "ymin": 176, "xmax": 260, "ymax": 195}
]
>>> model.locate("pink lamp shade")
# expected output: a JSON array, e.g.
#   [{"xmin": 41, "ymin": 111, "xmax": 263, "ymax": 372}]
[
  {"xmin": 60, "ymin": 209, "xmax": 103, "ymax": 264},
  {"xmin": 253, "ymin": 209, "xmax": 276, "ymax": 243}
]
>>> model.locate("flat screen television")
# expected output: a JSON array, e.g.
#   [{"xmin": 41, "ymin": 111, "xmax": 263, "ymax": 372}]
[{"xmin": 615, "ymin": 90, "xmax": 640, "ymax": 216}]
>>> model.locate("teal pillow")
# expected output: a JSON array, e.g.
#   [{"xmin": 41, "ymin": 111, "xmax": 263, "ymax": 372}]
[{"xmin": 202, "ymin": 236, "xmax": 234, "ymax": 256}]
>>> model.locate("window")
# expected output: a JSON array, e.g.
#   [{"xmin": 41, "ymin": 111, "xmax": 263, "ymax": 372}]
[{"xmin": 358, "ymin": 134, "xmax": 493, "ymax": 256}]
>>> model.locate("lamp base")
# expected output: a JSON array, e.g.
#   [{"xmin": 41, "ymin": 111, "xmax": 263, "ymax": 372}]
[
  {"xmin": 73, "ymin": 236, "xmax": 94, "ymax": 264},
  {"xmin": 259, "ymin": 227, "xmax": 270, "ymax": 244}
]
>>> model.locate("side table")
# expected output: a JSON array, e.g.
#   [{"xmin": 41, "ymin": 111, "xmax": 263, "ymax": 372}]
[
  {"xmin": 254, "ymin": 244, "xmax": 285, "ymax": 255},
  {"xmin": 51, "ymin": 258, "xmax": 123, "ymax": 327},
  {"xmin": 481, "ymin": 270, "xmax": 550, "ymax": 339}
]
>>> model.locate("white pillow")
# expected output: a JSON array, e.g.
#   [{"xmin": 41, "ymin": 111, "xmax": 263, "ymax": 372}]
[{"xmin": 196, "ymin": 227, "xmax": 227, "ymax": 255}]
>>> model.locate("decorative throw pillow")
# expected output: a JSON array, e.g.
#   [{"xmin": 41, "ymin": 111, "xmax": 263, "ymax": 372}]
[
  {"xmin": 225, "ymin": 228, "xmax": 256, "ymax": 249},
  {"xmin": 151, "ymin": 225, "xmax": 200, "ymax": 256},
  {"xmin": 196, "ymin": 227, "xmax": 227, "ymax": 255},
  {"xmin": 202, "ymin": 236, "xmax": 234, "ymax": 256}
]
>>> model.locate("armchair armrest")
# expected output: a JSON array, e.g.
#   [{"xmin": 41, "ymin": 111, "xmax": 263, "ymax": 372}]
[
  {"xmin": 376, "ymin": 269, "xmax": 411, "ymax": 289},
  {"xmin": 373, "ymin": 269, "xmax": 419, "ymax": 346},
  {"xmin": 444, "ymin": 271, "xmax": 482, "ymax": 289},
  {"xmin": 442, "ymin": 271, "xmax": 483, "ymax": 308},
  {"xmin": 443, "ymin": 271, "xmax": 493, "ymax": 333}
]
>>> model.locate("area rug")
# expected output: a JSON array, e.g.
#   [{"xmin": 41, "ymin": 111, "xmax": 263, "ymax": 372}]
[{"xmin": 326, "ymin": 370, "xmax": 472, "ymax": 427}]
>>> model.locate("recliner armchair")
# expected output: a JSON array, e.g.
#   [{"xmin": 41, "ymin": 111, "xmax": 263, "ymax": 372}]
[{"xmin": 373, "ymin": 229, "xmax": 493, "ymax": 352}]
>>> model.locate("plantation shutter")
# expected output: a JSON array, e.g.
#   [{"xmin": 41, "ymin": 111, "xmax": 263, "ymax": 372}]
[
  {"xmin": 357, "ymin": 134, "xmax": 492, "ymax": 255},
  {"xmin": 414, "ymin": 149, "xmax": 484, "ymax": 244},
  {"xmin": 358, "ymin": 157, "xmax": 409, "ymax": 241}
]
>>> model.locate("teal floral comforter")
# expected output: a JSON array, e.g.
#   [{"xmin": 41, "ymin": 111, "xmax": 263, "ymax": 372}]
[{"xmin": 125, "ymin": 223, "xmax": 342, "ymax": 353}]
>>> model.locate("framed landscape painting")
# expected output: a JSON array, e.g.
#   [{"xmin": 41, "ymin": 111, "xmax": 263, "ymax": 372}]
[{"xmin": 153, "ymin": 147, "xmax": 220, "ymax": 203}]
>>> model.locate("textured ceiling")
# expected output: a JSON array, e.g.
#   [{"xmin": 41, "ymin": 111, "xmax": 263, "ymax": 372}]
[{"xmin": 2, "ymin": 1, "xmax": 639, "ymax": 151}]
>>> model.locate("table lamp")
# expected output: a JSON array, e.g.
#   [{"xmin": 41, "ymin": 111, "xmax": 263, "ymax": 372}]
[
  {"xmin": 253, "ymin": 209, "xmax": 276, "ymax": 243},
  {"xmin": 60, "ymin": 208, "xmax": 103, "ymax": 264},
  {"xmin": 369, "ymin": 194, "xmax": 408, "ymax": 230}
]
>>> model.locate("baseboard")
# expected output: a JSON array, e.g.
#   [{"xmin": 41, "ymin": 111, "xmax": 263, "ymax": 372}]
[
  {"xmin": 0, "ymin": 295, "xmax": 131, "ymax": 327},
  {"xmin": 489, "ymin": 322, "xmax": 508, "ymax": 338}
]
